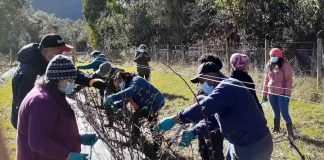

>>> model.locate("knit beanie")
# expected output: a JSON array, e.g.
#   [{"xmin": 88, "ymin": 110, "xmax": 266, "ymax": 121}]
[
  {"xmin": 45, "ymin": 55, "xmax": 77, "ymax": 80},
  {"xmin": 230, "ymin": 53, "xmax": 250, "ymax": 71},
  {"xmin": 269, "ymin": 48, "xmax": 283, "ymax": 58}
]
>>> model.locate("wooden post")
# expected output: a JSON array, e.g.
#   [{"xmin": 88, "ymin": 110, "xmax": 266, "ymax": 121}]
[
  {"xmin": 226, "ymin": 38, "xmax": 230, "ymax": 73},
  {"xmin": 316, "ymin": 30, "xmax": 324, "ymax": 89},
  {"xmin": 264, "ymin": 38, "xmax": 270, "ymax": 68},
  {"xmin": 9, "ymin": 49, "xmax": 12, "ymax": 67},
  {"xmin": 153, "ymin": 45, "xmax": 157, "ymax": 61},
  {"xmin": 181, "ymin": 43, "xmax": 185, "ymax": 65},
  {"xmin": 167, "ymin": 44, "xmax": 170, "ymax": 65},
  {"xmin": 72, "ymin": 48, "xmax": 76, "ymax": 64}
]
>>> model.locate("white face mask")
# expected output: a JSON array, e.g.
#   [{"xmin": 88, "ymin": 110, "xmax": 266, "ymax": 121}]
[
  {"xmin": 139, "ymin": 49, "xmax": 145, "ymax": 53},
  {"xmin": 119, "ymin": 81, "xmax": 125, "ymax": 90},
  {"xmin": 202, "ymin": 82, "xmax": 214, "ymax": 94},
  {"xmin": 271, "ymin": 57, "xmax": 279, "ymax": 63}
]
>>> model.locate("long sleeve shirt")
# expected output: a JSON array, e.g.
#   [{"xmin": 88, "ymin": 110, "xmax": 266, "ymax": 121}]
[
  {"xmin": 177, "ymin": 78, "xmax": 269, "ymax": 146},
  {"xmin": 17, "ymin": 85, "xmax": 81, "ymax": 160}
]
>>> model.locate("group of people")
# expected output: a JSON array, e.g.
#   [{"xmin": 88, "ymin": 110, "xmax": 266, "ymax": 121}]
[{"xmin": 11, "ymin": 33, "xmax": 294, "ymax": 160}]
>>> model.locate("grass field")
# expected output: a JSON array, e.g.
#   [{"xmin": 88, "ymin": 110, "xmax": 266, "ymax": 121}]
[{"xmin": 0, "ymin": 60, "xmax": 323, "ymax": 159}]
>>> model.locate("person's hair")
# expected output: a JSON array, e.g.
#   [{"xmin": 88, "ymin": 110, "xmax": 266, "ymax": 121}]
[
  {"xmin": 114, "ymin": 71, "xmax": 134, "ymax": 87},
  {"xmin": 266, "ymin": 58, "xmax": 284, "ymax": 71},
  {"xmin": 198, "ymin": 54, "xmax": 223, "ymax": 69},
  {"xmin": 35, "ymin": 76, "xmax": 59, "ymax": 89}
]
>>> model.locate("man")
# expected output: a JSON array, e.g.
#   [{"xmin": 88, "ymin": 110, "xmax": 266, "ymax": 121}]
[
  {"xmin": 11, "ymin": 34, "xmax": 105, "ymax": 129},
  {"xmin": 134, "ymin": 44, "xmax": 151, "ymax": 81},
  {"xmin": 154, "ymin": 62, "xmax": 273, "ymax": 160},
  {"xmin": 78, "ymin": 50, "xmax": 107, "ymax": 71}
]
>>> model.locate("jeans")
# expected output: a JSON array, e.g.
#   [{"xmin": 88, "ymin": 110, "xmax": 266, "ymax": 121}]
[
  {"xmin": 226, "ymin": 132, "xmax": 273, "ymax": 160},
  {"xmin": 269, "ymin": 94, "xmax": 292, "ymax": 124}
]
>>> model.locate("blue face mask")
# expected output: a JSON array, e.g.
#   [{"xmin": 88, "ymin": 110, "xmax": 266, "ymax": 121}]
[
  {"xmin": 271, "ymin": 57, "xmax": 279, "ymax": 63},
  {"xmin": 119, "ymin": 81, "xmax": 125, "ymax": 90},
  {"xmin": 59, "ymin": 82, "xmax": 75, "ymax": 94},
  {"xmin": 139, "ymin": 49, "xmax": 145, "ymax": 53},
  {"xmin": 202, "ymin": 82, "xmax": 214, "ymax": 94}
]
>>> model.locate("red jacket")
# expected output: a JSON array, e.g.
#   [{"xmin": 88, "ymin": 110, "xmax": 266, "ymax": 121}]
[
  {"xmin": 263, "ymin": 60, "xmax": 293, "ymax": 97},
  {"xmin": 16, "ymin": 85, "xmax": 81, "ymax": 160}
]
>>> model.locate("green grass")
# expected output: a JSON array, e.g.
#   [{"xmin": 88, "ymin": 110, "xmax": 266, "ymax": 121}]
[
  {"xmin": 0, "ymin": 61, "xmax": 323, "ymax": 159},
  {"xmin": 119, "ymin": 62, "xmax": 324, "ymax": 160},
  {"xmin": 0, "ymin": 79, "xmax": 16, "ymax": 160}
]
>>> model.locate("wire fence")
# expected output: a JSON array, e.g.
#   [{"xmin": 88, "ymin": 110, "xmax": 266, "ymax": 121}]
[{"xmin": 123, "ymin": 41, "xmax": 322, "ymax": 76}]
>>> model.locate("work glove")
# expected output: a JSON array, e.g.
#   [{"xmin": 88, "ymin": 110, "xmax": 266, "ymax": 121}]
[
  {"xmin": 67, "ymin": 152, "xmax": 88, "ymax": 160},
  {"xmin": 261, "ymin": 96, "xmax": 268, "ymax": 104},
  {"xmin": 153, "ymin": 117, "xmax": 175, "ymax": 132},
  {"xmin": 179, "ymin": 130, "xmax": 195, "ymax": 147},
  {"xmin": 104, "ymin": 96, "xmax": 114, "ymax": 105},
  {"xmin": 80, "ymin": 134, "xmax": 98, "ymax": 146},
  {"xmin": 90, "ymin": 79, "xmax": 106, "ymax": 90}
]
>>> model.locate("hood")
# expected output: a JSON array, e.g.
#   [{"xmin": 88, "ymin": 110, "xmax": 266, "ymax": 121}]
[
  {"xmin": 17, "ymin": 43, "xmax": 47, "ymax": 65},
  {"xmin": 17, "ymin": 43, "xmax": 48, "ymax": 74}
]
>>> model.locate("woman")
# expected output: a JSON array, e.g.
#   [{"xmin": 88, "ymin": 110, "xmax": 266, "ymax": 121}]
[
  {"xmin": 16, "ymin": 55, "xmax": 98, "ymax": 160},
  {"xmin": 262, "ymin": 48, "xmax": 294, "ymax": 137},
  {"xmin": 78, "ymin": 50, "xmax": 107, "ymax": 71},
  {"xmin": 105, "ymin": 71, "xmax": 164, "ymax": 145},
  {"xmin": 134, "ymin": 44, "xmax": 151, "ymax": 81},
  {"xmin": 229, "ymin": 53, "xmax": 263, "ymax": 113},
  {"xmin": 154, "ymin": 64, "xmax": 273, "ymax": 160},
  {"xmin": 193, "ymin": 56, "xmax": 225, "ymax": 160}
]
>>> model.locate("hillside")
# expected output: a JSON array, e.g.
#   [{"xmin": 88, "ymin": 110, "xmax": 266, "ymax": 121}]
[{"xmin": 31, "ymin": 0, "xmax": 83, "ymax": 20}]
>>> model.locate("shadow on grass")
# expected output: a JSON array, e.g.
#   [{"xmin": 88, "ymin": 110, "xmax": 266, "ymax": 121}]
[
  {"xmin": 163, "ymin": 93, "xmax": 189, "ymax": 101},
  {"xmin": 296, "ymin": 135, "xmax": 324, "ymax": 148}
]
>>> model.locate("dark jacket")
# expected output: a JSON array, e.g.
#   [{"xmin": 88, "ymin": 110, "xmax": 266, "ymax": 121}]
[
  {"xmin": 229, "ymin": 70, "xmax": 263, "ymax": 112},
  {"xmin": 78, "ymin": 54, "xmax": 107, "ymax": 71},
  {"xmin": 178, "ymin": 78, "xmax": 269, "ymax": 146},
  {"xmin": 111, "ymin": 75, "xmax": 164, "ymax": 112},
  {"xmin": 17, "ymin": 85, "xmax": 80, "ymax": 160},
  {"xmin": 190, "ymin": 89, "xmax": 220, "ymax": 137},
  {"xmin": 11, "ymin": 43, "xmax": 94, "ymax": 128},
  {"xmin": 11, "ymin": 43, "xmax": 47, "ymax": 128},
  {"xmin": 134, "ymin": 51, "xmax": 151, "ymax": 75}
]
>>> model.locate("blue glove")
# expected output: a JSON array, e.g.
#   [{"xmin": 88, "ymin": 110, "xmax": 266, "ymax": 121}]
[
  {"xmin": 179, "ymin": 130, "xmax": 194, "ymax": 147},
  {"xmin": 67, "ymin": 152, "xmax": 88, "ymax": 160},
  {"xmin": 104, "ymin": 96, "xmax": 114, "ymax": 105},
  {"xmin": 261, "ymin": 96, "xmax": 268, "ymax": 104},
  {"xmin": 153, "ymin": 117, "xmax": 175, "ymax": 132},
  {"xmin": 80, "ymin": 134, "xmax": 98, "ymax": 146}
]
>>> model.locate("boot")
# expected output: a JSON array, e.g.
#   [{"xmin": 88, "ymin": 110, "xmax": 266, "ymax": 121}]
[
  {"xmin": 272, "ymin": 119, "xmax": 280, "ymax": 133},
  {"xmin": 286, "ymin": 123, "xmax": 295, "ymax": 139}
]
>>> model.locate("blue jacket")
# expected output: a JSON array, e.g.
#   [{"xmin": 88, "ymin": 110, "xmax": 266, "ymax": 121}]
[
  {"xmin": 111, "ymin": 75, "xmax": 164, "ymax": 112},
  {"xmin": 78, "ymin": 54, "xmax": 107, "ymax": 71},
  {"xmin": 190, "ymin": 116, "xmax": 219, "ymax": 138},
  {"xmin": 177, "ymin": 78, "xmax": 269, "ymax": 146}
]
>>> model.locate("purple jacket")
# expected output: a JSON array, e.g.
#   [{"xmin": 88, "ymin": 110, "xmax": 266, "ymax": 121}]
[{"xmin": 16, "ymin": 85, "xmax": 81, "ymax": 160}]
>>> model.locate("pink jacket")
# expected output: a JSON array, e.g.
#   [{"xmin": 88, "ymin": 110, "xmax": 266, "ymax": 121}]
[{"xmin": 263, "ymin": 60, "xmax": 293, "ymax": 97}]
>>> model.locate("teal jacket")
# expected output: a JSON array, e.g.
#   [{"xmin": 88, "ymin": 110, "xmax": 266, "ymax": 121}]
[{"xmin": 78, "ymin": 54, "xmax": 107, "ymax": 71}]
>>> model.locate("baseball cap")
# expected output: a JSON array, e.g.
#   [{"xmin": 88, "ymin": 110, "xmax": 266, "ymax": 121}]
[
  {"xmin": 190, "ymin": 62, "xmax": 220, "ymax": 83},
  {"xmin": 39, "ymin": 34, "xmax": 73, "ymax": 52},
  {"xmin": 95, "ymin": 62, "xmax": 112, "ymax": 77},
  {"xmin": 90, "ymin": 50, "xmax": 101, "ymax": 56}
]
